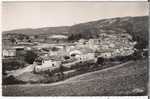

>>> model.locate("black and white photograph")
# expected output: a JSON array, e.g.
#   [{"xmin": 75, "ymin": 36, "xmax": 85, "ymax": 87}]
[{"xmin": 2, "ymin": 1, "xmax": 149, "ymax": 96}]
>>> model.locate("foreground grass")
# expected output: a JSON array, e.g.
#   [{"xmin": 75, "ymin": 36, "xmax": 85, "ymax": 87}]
[{"xmin": 3, "ymin": 59, "xmax": 148, "ymax": 96}]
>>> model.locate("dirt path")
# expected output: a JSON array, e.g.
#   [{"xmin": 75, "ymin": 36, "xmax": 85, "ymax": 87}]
[{"xmin": 6, "ymin": 65, "xmax": 34, "ymax": 77}]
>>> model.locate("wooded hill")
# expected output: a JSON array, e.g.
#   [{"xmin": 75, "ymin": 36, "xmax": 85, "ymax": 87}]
[{"xmin": 3, "ymin": 16, "xmax": 148, "ymax": 49}]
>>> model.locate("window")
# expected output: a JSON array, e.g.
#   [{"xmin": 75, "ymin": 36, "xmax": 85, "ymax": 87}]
[
  {"xmin": 64, "ymin": 56, "xmax": 70, "ymax": 60},
  {"xmin": 71, "ymin": 54, "xmax": 76, "ymax": 57},
  {"xmin": 52, "ymin": 63, "xmax": 55, "ymax": 67}
]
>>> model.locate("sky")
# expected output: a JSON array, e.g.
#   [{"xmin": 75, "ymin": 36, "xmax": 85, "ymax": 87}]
[{"xmin": 2, "ymin": 2, "xmax": 149, "ymax": 31}]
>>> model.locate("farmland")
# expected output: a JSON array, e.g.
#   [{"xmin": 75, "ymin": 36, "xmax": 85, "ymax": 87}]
[{"xmin": 3, "ymin": 59, "xmax": 147, "ymax": 96}]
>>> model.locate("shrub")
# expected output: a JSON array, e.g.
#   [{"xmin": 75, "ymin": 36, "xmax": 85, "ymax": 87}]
[
  {"xmin": 2, "ymin": 59, "xmax": 26, "ymax": 75},
  {"xmin": 2, "ymin": 76, "xmax": 25, "ymax": 85}
]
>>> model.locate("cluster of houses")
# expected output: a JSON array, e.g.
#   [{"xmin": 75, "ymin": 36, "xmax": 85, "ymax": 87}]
[
  {"xmin": 96, "ymin": 33, "xmax": 136, "ymax": 58},
  {"xmin": 3, "ymin": 33, "xmax": 136, "ymax": 59},
  {"xmin": 3, "ymin": 32, "xmax": 137, "ymax": 72},
  {"xmin": 70, "ymin": 33, "xmax": 136, "ymax": 59},
  {"xmin": 32, "ymin": 33, "xmax": 137, "ymax": 70}
]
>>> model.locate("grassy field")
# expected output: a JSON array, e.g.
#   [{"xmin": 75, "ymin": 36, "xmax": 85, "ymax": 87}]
[{"xmin": 3, "ymin": 59, "xmax": 148, "ymax": 96}]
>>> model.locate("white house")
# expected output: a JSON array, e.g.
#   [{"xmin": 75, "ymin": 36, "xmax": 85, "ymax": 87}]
[
  {"xmin": 69, "ymin": 48, "xmax": 95, "ymax": 63},
  {"xmin": 3, "ymin": 48, "xmax": 16, "ymax": 57},
  {"xmin": 49, "ymin": 35, "xmax": 68, "ymax": 39},
  {"xmin": 78, "ymin": 53, "xmax": 95, "ymax": 62},
  {"xmin": 33, "ymin": 59, "xmax": 62, "ymax": 73}
]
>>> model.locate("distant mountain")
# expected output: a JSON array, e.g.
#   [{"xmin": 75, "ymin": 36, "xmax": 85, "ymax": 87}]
[
  {"xmin": 3, "ymin": 26, "xmax": 70, "ymax": 36},
  {"xmin": 69, "ymin": 16, "xmax": 148, "ymax": 38},
  {"xmin": 3, "ymin": 16, "xmax": 148, "ymax": 48}
]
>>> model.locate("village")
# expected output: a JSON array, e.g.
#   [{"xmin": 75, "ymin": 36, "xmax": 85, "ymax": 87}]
[
  {"xmin": 2, "ymin": 1, "xmax": 148, "ymax": 96},
  {"xmin": 2, "ymin": 31, "xmax": 139, "ymax": 81}
]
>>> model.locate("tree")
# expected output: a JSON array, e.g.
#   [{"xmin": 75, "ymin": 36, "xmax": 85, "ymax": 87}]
[
  {"xmin": 10, "ymin": 37, "xmax": 16, "ymax": 44},
  {"xmin": 25, "ymin": 51, "xmax": 38, "ymax": 64},
  {"xmin": 18, "ymin": 34, "xmax": 25, "ymax": 41},
  {"xmin": 51, "ymin": 47, "xmax": 59, "ymax": 51},
  {"xmin": 34, "ymin": 35, "xmax": 38, "ymax": 39}
]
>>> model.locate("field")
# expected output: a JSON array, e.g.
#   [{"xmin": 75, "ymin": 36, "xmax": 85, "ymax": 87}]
[{"xmin": 3, "ymin": 59, "xmax": 148, "ymax": 96}]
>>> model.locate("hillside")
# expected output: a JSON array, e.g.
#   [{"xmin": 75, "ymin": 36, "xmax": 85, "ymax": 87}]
[
  {"xmin": 68, "ymin": 16, "xmax": 148, "ymax": 48},
  {"xmin": 3, "ymin": 59, "xmax": 147, "ymax": 96},
  {"xmin": 3, "ymin": 16, "xmax": 148, "ymax": 49}
]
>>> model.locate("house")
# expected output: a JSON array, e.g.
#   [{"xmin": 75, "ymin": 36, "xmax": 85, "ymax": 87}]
[
  {"xmin": 86, "ymin": 39, "xmax": 100, "ymax": 50},
  {"xmin": 24, "ymin": 47, "xmax": 32, "ymax": 51},
  {"xmin": 48, "ymin": 35, "xmax": 68, "ymax": 43},
  {"xmin": 69, "ymin": 50, "xmax": 82, "ymax": 56},
  {"xmin": 69, "ymin": 48, "xmax": 95, "ymax": 62},
  {"xmin": 99, "ymin": 52, "xmax": 112, "ymax": 58},
  {"xmin": 49, "ymin": 35, "xmax": 68, "ymax": 39},
  {"xmin": 65, "ymin": 45, "xmax": 75, "ymax": 53},
  {"xmin": 78, "ymin": 39, "xmax": 87, "ymax": 45},
  {"xmin": 2, "ymin": 48, "xmax": 16, "ymax": 57},
  {"xmin": 78, "ymin": 53, "xmax": 95, "ymax": 62},
  {"xmin": 33, "ymin": 58, "xmax": 62, "ymax": 73},
  {"xmin": 30, "ymin": 36, "xmax": 35, "ymax": 39},
  {"xmin": 88, "ymin": 39, "xmax": 100, "ymax": 46}
]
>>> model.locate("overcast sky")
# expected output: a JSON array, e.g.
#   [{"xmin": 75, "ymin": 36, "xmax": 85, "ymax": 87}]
[{"xmin": 2, "ymin": 2, "xmax": 149, "ymax": 31}]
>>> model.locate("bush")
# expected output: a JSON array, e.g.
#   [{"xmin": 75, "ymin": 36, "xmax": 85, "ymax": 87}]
[
  {"xmin": 96, "ymin": 57, "xmax": 105, "ymax": 65},
  {"xmin": 2, "ymin": 59, "xmax": 26, "ymax": 75},
  {"xmin": 3, "ymin": 76, "xmax": 25, "ymax": 85},
  {"xmin": 51, "ymin": 47, "xmax": 59, "ymax": 51}
]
